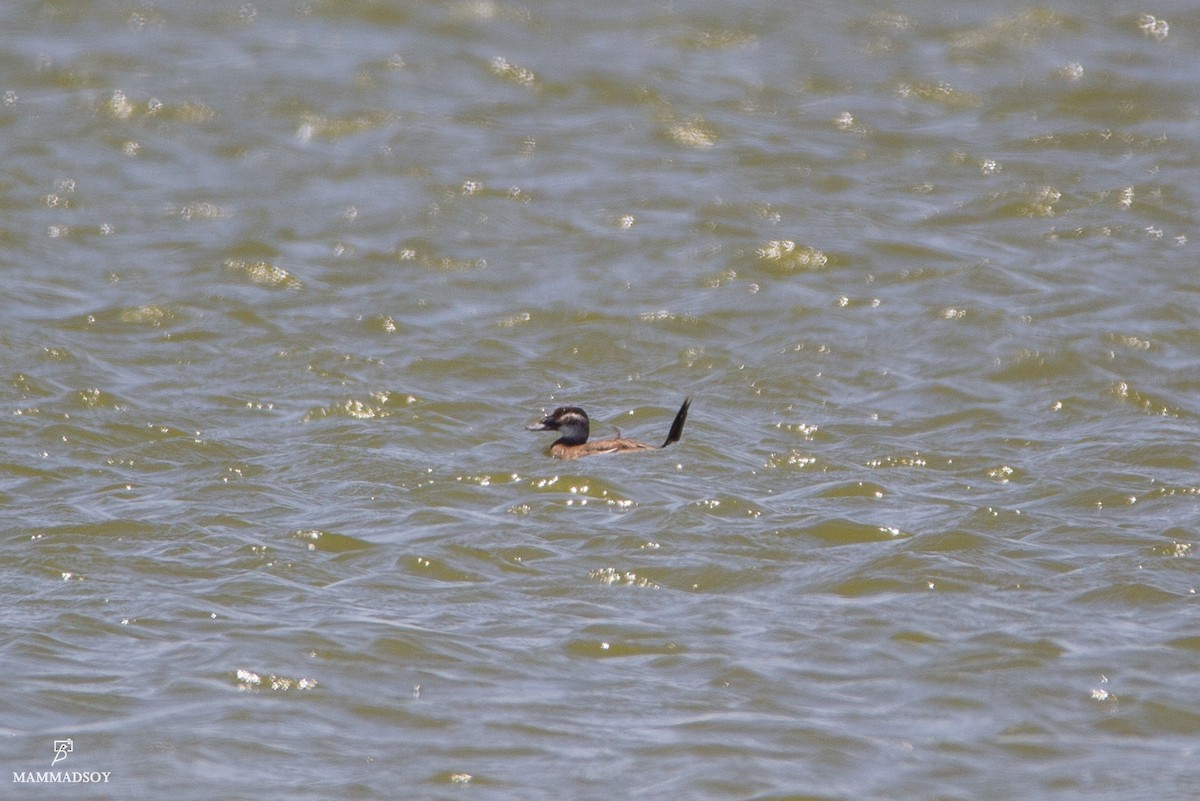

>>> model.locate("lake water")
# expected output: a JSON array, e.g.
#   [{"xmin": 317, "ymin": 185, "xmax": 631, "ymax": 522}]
[{"xmin": 3, "ymin": 1, "xmax": 1199, "ymax": 798}]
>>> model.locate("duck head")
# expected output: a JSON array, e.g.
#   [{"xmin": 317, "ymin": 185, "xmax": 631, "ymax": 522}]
[{"xmin": 526, "ymin": 406, "xmax": 590, "ymax": 445}]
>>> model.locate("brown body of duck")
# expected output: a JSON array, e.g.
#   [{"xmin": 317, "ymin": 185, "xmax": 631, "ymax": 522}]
[{"xmin": 526, "ymin": 398, "xmax": 690, "ymax": 460}]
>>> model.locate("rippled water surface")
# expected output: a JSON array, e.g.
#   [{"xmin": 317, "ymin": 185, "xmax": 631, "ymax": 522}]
[{"xmin": 3, "ymin": 1, "xmax": 1200, "ymax": 798}]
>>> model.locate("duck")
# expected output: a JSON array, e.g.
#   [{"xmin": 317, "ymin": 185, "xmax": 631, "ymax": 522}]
[{"xmin": 526, "ymin": 398, "xmax": 690, "ymax": 460}]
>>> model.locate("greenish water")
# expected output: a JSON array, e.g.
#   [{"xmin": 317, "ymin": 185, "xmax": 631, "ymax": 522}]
[{"xmin": 3, "ymin": 1, "xmax": 1199, "ymax": 799}]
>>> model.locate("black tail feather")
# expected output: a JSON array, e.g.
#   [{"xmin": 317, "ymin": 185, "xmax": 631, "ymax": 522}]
[{"xmin": 661, "ymin": 398, "xmax": 690, "ymax": 448}]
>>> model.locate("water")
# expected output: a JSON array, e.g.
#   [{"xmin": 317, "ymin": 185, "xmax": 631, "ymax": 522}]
[{"xmin": 3, "ymin": 1, "xmax": 1199, "ymax": 798}]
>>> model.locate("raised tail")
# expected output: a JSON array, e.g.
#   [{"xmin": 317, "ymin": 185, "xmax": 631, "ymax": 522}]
[{"xmin": 661, "ymin": 398, "xmax": 690, "ymax": 448}]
